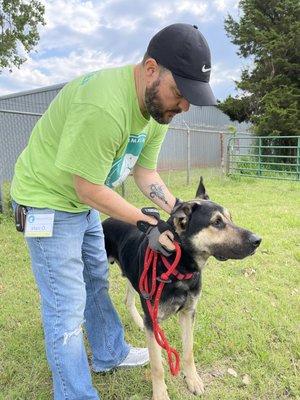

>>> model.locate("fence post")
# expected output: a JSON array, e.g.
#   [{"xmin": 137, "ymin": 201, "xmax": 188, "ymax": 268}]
[
  {"xmin": 258, "ymin": 137, "xmax": 262, "ymax": 176},
  {"xmin": 226, "ymin": 137, "xmax": 231, "ymax": 175},
  {"xmin": 220, "ymin": 132, "xmax": 225, "ymax": 174},
  {"xmin": 183, "ymin": 121, "xmax": 191, "ymax": 185},
  {"xmin": 227, "ymin": 136, "xmax": 235, "ymax": 175}
]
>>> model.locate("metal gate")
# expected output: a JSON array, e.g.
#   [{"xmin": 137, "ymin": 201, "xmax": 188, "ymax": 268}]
[{"xmin": 227, "ymin": 136, "xmax": 300, "ymax": 181}]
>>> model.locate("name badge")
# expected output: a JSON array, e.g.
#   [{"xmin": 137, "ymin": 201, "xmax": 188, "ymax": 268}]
[{"xmin": 25, "ymin": 211, "xmax": 55, "ymax": 237}]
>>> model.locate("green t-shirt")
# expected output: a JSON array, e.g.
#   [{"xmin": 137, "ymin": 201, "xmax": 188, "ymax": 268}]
[{"xmin": 11, "ymin": 65, "xmax": 168, "ymax": 212}]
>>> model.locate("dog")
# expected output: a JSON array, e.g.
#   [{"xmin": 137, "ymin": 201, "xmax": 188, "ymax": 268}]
[{"xmin": 102, "ymin": 177, "xmax": 261, "ymax": 400}]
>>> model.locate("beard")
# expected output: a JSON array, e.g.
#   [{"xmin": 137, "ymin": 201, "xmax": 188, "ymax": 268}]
[{"xmin": 145, "ymin": 78, "xmax": 181, "ymax": 124}]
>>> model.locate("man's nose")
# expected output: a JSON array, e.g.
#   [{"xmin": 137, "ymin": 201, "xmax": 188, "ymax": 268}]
[{"xmin": 179, "ymin": 98, "xmax": 190, "ymax": 112}]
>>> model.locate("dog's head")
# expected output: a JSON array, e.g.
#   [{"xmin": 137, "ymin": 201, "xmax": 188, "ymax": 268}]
[{"xmin": 170, "ymin": 177, "xmax": 261, "ymax": 264}]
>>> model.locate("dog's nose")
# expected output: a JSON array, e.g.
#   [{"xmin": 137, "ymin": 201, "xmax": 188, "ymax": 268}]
[{"xmin": 249, "ymin": 234, "xmax": 262, "ymax": 248}]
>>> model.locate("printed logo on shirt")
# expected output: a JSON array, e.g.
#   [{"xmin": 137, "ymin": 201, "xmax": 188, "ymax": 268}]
[
  {"xmin": 105, "ymin": 133, "xmax": 147, "ymax": 188},
  {"xmin": 80, "ymin": 71, "xmax": 97, "ymax": 86}
]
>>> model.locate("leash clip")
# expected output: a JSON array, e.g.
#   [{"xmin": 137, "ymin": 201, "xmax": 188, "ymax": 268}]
[{"xmin": 141, "ymin": 291, "xmax": 151, "ymax": 300}]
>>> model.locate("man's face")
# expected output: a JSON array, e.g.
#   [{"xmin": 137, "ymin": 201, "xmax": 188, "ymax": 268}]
[{"xmin": 145, "ymin": 70, "xmax": 190, "ymax": 124}]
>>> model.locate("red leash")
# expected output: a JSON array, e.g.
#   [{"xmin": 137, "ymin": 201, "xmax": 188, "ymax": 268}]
[{"xmin": 139, "ymin": 241, "xmax": 194, "ymax": 376}]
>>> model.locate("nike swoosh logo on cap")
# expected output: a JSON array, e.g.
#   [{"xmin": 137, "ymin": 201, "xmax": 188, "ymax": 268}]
[{"xmin": 202, "ymin": 65, "xmax": 211, "ymax": 72}]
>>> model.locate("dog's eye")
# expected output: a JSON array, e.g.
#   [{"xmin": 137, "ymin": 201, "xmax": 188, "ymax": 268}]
[{"xmin": 213, "ymin": 218, "xmax": 223, "ymax": 227}]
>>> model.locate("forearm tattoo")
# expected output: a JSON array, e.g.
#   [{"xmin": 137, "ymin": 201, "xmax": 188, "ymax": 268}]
[{"xmin": 149, "ymin": 183, "xmax": 169, "ymax": 205}]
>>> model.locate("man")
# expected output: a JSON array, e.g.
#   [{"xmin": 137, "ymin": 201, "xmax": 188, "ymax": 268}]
[{"xmin": 11, "ymin": 23, "xmax": 216, "ymax": 399}]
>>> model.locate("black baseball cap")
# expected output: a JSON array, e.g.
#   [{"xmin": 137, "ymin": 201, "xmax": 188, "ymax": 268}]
[{"xmin": 147, "ymin": 23, "xmax": 216, "ymax": 106}]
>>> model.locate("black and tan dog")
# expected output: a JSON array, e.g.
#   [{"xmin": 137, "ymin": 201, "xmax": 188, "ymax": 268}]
[{"xmin": 103, "ymin": 178, "xmax": 261, "ymax": 400}]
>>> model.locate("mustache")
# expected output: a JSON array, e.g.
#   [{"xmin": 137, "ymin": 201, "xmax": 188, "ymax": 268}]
[{"xmin": 166, "ymin": 108, "xmax": 182, "ymax": 114}]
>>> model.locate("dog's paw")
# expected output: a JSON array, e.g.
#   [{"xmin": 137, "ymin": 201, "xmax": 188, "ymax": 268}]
[
  {"xmin": 185, "ymin": 374, "xmax": 205, "ymax": 395},
  {"xmin": 152, "ymin": 391, "xmax": 171, "ymax": 400}
]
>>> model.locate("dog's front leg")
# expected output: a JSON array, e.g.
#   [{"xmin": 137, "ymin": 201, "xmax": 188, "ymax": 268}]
[
  {"xmin": 125, "ymin": 281, "xmax": 144, "ymax": 330},
  {"xmin": 145, "ymin": 328, "xmax": 170, "ymax": 400},
  {"xmin": 179, "ymin": 306, "xmax": 205, "ymax": 395}
]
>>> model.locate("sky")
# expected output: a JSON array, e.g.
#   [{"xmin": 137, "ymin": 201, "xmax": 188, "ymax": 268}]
[{"xmin": 0, "ymin": 0, "xmax": 247, "ymax": 100}]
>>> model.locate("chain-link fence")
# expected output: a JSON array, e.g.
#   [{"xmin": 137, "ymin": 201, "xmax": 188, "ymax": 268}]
[
  {"xmin": 0, "ymin": 107, "xmax": 251, "ymax": 209},
  {"xmin": 0, "ymin": 84, "xmax": 252, "ymax": 209},
  {"xmin": 0, "ymin": 109, "xmax": 42, "ymax": 187}
]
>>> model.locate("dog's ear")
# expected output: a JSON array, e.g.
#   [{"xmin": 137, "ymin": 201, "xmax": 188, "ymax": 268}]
[
  {"xmin": 171, "ymin": 202, "xmax": 196, "ymax": 231},
  {"xmin": 172, "ymin": 202, "xmax": 193, "ymax": 218},
  {"xmin": 195, "ymin": 176, "xmax": 209, "ymax": 200}
]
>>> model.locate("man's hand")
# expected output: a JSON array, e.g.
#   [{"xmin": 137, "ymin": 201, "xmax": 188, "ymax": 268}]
[
  {"xmin": 145, "ymin": 222, "xmax": 175, "ymax": 256},
  {"xmin": 137, "ymin": 207, "xmax": 175, "ymax": 256}
]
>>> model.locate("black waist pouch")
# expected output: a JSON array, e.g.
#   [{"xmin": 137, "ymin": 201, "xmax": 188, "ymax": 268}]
[{"xmin": 14, "ymin": 204, "xmax": 27, "ymax": 232}]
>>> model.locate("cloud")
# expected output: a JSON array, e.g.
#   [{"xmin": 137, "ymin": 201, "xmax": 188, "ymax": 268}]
[
  {"xmin": 210, "ymin": 62, "xmax": 241, "ymax": 86},
  {"xmin": 1, "ymin": 49, "xmax": 131, "ymax": 94},
  {"xmin": 175, "ymin": 1, "xmax": 209, "ymax": 19},
  {"xmin": 43, "ymin": 0, "xmax": 101, "ymax": 33},
  {"xmin": 0, "ymin": 0, "xmax": 242, "ymax": 98},
  {"xmin": 152, "ymin": 6, "xmax": 174, "ymax": 21},
  {"xmin": 213, "ymin": 0, "xmax": 239, "ymax": 12}
]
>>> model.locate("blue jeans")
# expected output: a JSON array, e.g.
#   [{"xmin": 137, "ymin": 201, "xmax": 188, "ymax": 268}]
[{"xmin": 13, "ymin": 203, "xmax": 129, "ymax": 399}]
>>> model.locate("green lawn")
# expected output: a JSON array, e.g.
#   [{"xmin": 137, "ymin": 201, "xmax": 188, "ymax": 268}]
[{"xmin": 0, "ymin": 170, "xmax": 299, "ymax": 399}]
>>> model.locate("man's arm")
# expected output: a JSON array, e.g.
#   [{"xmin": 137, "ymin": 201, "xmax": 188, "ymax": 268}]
[
  {"xmin": 73, "ymin": 175, "xmax": 157, "ymax": 226},
  {"xmin": 133, "ymin": 165, "xmax": 176, "ymax": 214}
]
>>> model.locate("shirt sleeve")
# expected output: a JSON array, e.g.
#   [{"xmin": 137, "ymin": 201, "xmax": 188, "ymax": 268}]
[
  {"xmin": 137, "ymin": 122, "xmax": 168, "ymax": 170},
  {"xmin": 55, "ymin": 103, "xmax": 123, "ymax": 184}
]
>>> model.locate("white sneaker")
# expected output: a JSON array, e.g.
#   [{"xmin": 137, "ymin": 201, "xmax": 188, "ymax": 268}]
[
  {"xmin": 117, "ymin": 346, "xmax": 149, "ymax": 369},
  {"xmin": 92, "ymin": 346, "xmax": 149, "ymax": 373}
]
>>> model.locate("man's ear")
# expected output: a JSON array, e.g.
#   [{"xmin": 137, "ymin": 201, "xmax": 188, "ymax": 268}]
[
  {"xmin": 144, "ymin": 58, "xmax": 160, "ymax": 80},
  {"xmin": 195, "ymin": 176, "xmax": 209, "ymax": 200}
]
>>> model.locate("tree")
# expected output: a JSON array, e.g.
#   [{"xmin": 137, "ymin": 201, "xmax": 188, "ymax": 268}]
[
  {"xmin": 0, "ymin": 0, "xmax": 45, "ymax": 72},
  {"xmin": 218, "ymin": 0, "xmax": 300, "ymax": 137}
]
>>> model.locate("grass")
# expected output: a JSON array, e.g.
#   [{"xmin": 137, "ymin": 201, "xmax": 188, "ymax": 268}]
[{"xmin": 0, "ymin": 169, "xmax": 299, "ymax": 400}]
